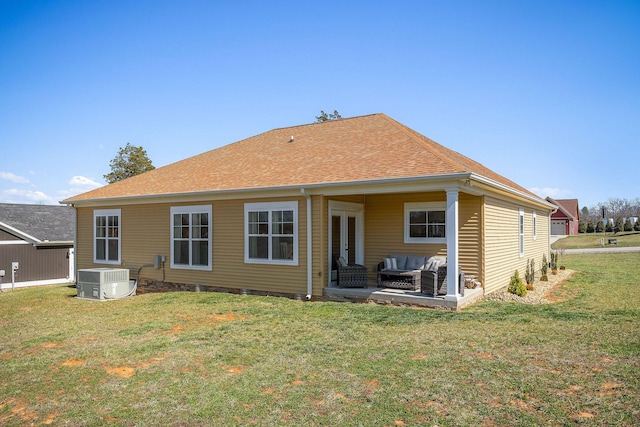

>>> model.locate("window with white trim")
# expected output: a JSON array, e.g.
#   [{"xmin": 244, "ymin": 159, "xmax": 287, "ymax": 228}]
[
  {"xmin": 533, "ymin": 211, "xmax": 537, "ymax": 240},
  {"xmin": 519, "ymin": 208, "xmax": 525, "ymax": 257},
  {"xmin": 170, "ymin": 205, "xmax": 212, "ymax": 270},
  {"xmin": 245, "ymin": 201, "xmax": 298, "ymax": 265},
  {"xmin": 404, "ymin": 202, "xmax": 446, "ymax": 244},
  {"xmin": 94, "ymin": 209, "xmax": 121, "ymax": 264}
]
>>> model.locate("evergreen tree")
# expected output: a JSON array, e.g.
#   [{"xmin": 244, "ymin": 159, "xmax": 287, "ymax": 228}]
[
  {"xmin": 605, "ymin": 221, "xmax": 613, "ymax": 232},
  {"xmin": 315, "ymin": 110, "xmax": 343, "ymax": 122},
  {"xmin": 578, "ymin": 221, "xmax": 586, "ymax": 233},
  {"xmin": 104, "ymin": 143, "xmax": 155, "ymax": 184}
]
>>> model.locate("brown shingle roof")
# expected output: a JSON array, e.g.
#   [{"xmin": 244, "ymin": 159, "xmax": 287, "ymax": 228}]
[
  {"xmin": 64, "ymin": 114, "xmax": 537, "ymax": 202},
  {"xmin": 547, "ymin": 198, "xmax": 579, "ymax": 220}
]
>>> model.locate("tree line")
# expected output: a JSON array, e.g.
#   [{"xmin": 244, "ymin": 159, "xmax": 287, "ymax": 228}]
[{"xmin": 579, "ymin": 197, "xmax": 640, "ymax": 233}]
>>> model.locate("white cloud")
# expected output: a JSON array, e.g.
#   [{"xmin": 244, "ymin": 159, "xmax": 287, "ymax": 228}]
[
  {"xmin": 529, "ymin": 187, "xmax": 572, "ymax": 200},
  {"xmin": 0, "ymin": 171, "xmax": 30, "ymax": 184},
  {"xmin": 1, "ymin": 188, "xmax": 56, "ymax": 204},
  {"xmin": 69, "ymin": 175, "xmax": 102, "ymax": 189}
]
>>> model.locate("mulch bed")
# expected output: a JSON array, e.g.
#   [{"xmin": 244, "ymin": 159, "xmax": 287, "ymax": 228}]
[{"xmin": 483, "ymin": 268, "xmax": 576, "ymax": 304}]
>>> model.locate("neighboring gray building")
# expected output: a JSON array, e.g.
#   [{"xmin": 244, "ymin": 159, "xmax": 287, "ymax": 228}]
[{"xmin": 0, "ymin": 203, "xmax": 75, "ymax": 289}]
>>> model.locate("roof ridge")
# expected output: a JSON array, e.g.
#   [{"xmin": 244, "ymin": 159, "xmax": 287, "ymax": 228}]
[{"xmin": 268, "ymin": 112, "xmax": 385, "ymax": 133}]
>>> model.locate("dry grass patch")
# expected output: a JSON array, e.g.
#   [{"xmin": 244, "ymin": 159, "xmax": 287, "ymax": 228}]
[{"xmin": 0, "ymin": 253, "xmax": 638, "ymax": 426}]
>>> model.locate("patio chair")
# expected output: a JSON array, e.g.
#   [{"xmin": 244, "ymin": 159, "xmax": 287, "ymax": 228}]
[
  {"xmin": 336, "ymin": 257, "xmax": 368, "ymax": 288},
  {"xmin": 421, "ymin": 265, "xmax": 465, "ymax": 296}
]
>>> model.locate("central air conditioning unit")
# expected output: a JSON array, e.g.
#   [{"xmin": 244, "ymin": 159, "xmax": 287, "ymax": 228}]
[{"xmin": 76, "ymin": 268, "xmax": 135, "ymax": 300}]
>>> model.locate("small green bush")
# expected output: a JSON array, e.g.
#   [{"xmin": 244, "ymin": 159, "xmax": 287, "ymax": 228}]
[
  {"xmin": 508, "ymin": 270, "xmax": 527, "ymax": 297},
  {"xmin": 541, "ymin": 253, "xmax": 548, "ymax": 276}
]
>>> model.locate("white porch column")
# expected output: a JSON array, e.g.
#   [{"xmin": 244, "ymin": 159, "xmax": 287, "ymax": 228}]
[{"xmin": 445, "ymin": 190, "xmax": 460, "ymax": 301}]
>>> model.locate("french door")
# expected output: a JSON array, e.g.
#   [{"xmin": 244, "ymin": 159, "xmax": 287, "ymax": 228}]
[{"xmin": 328, "ymin": 201, "xmax": 364, "ymax": 285}]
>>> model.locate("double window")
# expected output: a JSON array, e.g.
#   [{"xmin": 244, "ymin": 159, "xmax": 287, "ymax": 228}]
[
  {"xmin": 171, "ymin": 205, "xmax": 212, "ymax": 270},
  {"xmin": 404, "ymin": 202, "xmax": 446, "ymax": 244},
  {"xmin": 94, "ymin": 209, "xmax": 121, "ymax": 264},
  {"xmin": 245, "ymin": 201, "xmax": 298, "ymax": 265}
]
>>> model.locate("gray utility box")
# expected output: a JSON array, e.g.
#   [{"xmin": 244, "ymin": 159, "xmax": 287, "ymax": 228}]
[{"xmin": 77, "ymin": 268, "xmax": 132, "ymax": 300}]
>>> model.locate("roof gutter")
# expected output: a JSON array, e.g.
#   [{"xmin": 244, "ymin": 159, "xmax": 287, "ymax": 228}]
[
  {"xmin": 34, "ymin": 241, "xmax": 73, "ymax": 247},
  {"xmin": 62, "ymin": 171, "xmax": 552, "ymax": 209},
  {"xmin": 61, "ymin": 173, "xmax": 474, "ymax": 206},
  {"xmin": 300, "ymin": 188, "xmax": 313, "ymax": 301},
  {"xmin": 469, "ymin": 173, "xmax": 556, "ymax": 209}
]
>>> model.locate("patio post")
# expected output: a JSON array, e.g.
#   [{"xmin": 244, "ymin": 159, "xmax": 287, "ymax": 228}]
[{"xmin": 445, "ymin": 190, "xmax": 461, "ymax": 301}]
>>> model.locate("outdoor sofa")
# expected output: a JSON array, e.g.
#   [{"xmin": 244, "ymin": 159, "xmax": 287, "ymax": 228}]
[{"xmin": 377, "ymin": 254, "xmax": 465, "ymax": 296}]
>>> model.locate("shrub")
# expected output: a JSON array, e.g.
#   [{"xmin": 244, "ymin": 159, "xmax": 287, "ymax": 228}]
[
  {"xmin": 525, "ymin": 259, "xmax": 535, "ymax": 285},
  {"xmin": 550, "ymin": 252, "xmax": 558, "ymax": 271},
  {"xmin": 578, "ymin": 221, "xmax": 586, "ymax": 233},
  {"xmin": 586, "ymin": 221, "xmax": 595, "ymax": 233},
  {"xmin": 624, "ymin": 220, "xmax": 633, "ymax": 232},
  {"xmin": 596, "ymin": 220, "xmax": 604, "ymax": 233},
  {"xmin": 635, "ymin": 220, "xmax": 640, "ymax": 232},
  {"xmin": 606, "ymin": 221, "xmax": 613, "ymax": 232},
  {"xmin": 615, "ymin": 218, "xmax": 624, "ymax": 233},
  {"xmin": 508, "ymin": 270, "xmax": 527, "ymax": 297},
  {"xmin": 541, "ymin": 253, "xmax": 548, "ymax": 276}
]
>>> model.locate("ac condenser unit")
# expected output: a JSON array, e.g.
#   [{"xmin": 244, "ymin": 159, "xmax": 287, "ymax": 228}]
[{"xmin": 77, "ymin": 268, "xmax": 134, "ymax": 300}]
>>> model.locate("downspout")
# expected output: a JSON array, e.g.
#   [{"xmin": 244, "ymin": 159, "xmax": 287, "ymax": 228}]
[
  {"xmin": 71, "ymin": 204, "xmax": 78, "ymax": 285},
  {"xmin": 301, "ymin": 188, "xmax": 313, "ymax": 300}
]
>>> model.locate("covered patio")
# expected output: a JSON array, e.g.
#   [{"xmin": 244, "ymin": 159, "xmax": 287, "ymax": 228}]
[{"xmin": 325, "ymin": 187, "xmax": 483, "ymax": 308}]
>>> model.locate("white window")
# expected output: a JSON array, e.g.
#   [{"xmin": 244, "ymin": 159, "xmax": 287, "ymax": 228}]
[
  {"xmin": 94, "ymin": 209, "xmax": 121, "ymax": 264},
  {"xmin": 533, "ymin": 211, "xmax": 537, "ymax": 240},
  {"xmin": 170, "ymin": 205, "xmax": 212, "ymax": 270},
  {"xmin": 404, "ymin": 202, "xmax": 446, "ymax": 244},
  {"xmin": 245, "ymin": 201, "xmax": 298, "ymax": 265},
  {"xmin": 519, "ymin": 208, "xmax": 525, "ymax": 257}
]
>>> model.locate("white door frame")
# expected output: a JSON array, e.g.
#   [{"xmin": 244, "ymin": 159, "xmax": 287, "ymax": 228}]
[{"xmin": 328, "ymin": 201, "xmax": 364, "ymax": 286}]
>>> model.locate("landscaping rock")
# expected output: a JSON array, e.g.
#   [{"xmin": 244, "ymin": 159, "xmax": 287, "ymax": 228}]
[{"xmin": 483, "ymin": 269, "xmax": 575, "ymax": 304}]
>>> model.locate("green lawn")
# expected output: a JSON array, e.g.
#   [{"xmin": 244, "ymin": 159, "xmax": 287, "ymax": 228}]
[
  {"xmin": 1, "ymin": 253, "xmax": 639, "ymax": 426},
  {"xmin": 553, "ymin": 231, "xmax": 640, "ymax": 249}
]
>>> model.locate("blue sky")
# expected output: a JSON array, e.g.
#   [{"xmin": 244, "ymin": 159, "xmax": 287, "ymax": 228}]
[{"xmin": 1, "ymin": 0, "xmax": 638, "ymax": 209}]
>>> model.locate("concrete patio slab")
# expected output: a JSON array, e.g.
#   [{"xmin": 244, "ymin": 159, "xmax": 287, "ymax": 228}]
[{"xmin": 323, "ymin": 285, "xmax": 484, "ymax": 311}]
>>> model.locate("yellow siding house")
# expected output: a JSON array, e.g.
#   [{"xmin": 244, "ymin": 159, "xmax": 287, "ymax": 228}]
[{"xmin": 63, "ymin": 114, "xmax": 554, "ymax": 309}]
